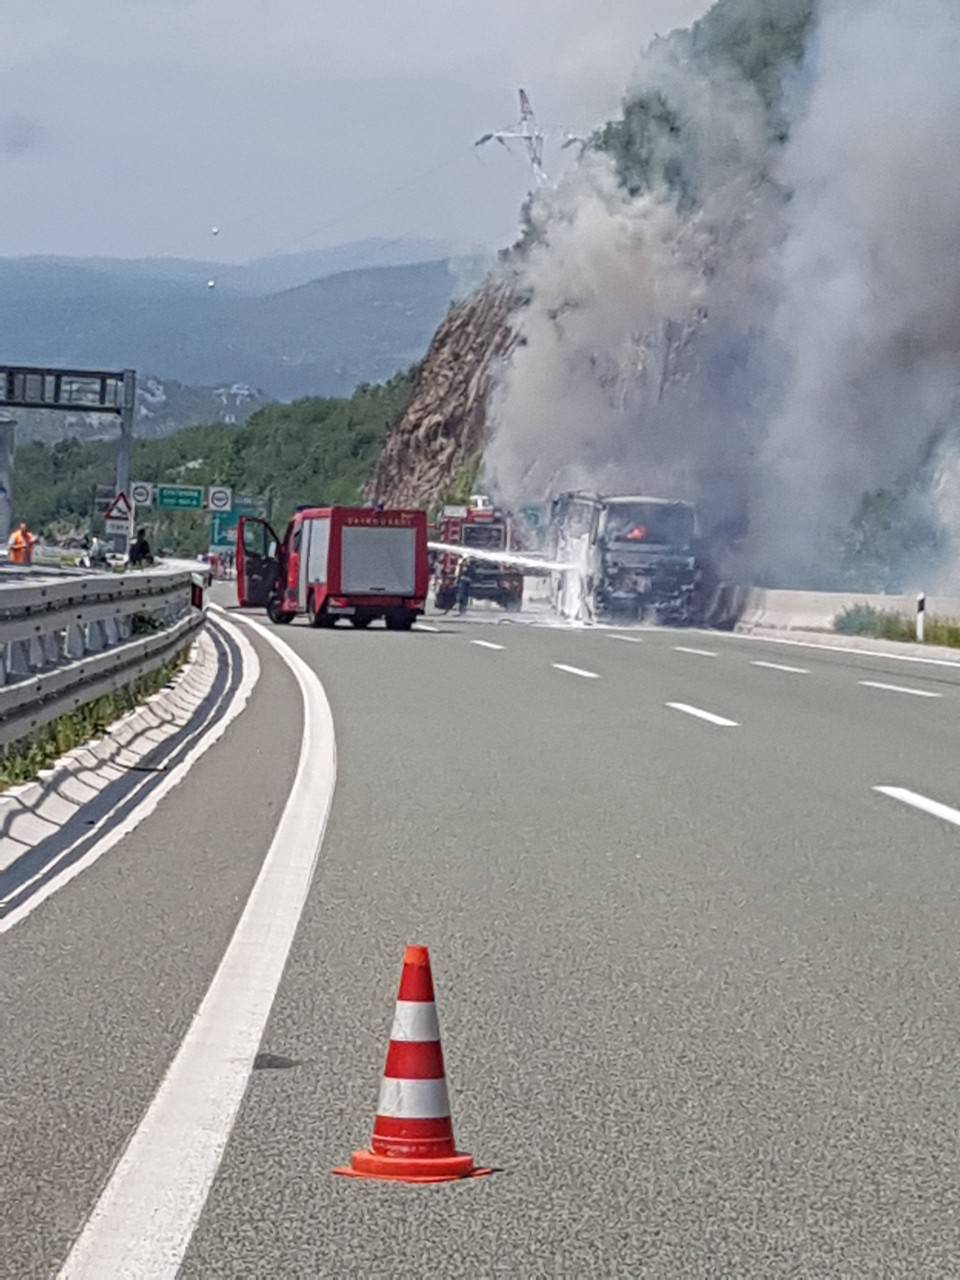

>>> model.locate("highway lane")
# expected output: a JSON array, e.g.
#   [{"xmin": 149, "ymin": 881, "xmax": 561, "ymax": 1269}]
[
  {"xmin": 0, "ymin": 626, "xmax": 303, "ymax": 1280},
  {"xmin": 178, "ymin": 605, "xmax": 960, "ymax": 1277}
]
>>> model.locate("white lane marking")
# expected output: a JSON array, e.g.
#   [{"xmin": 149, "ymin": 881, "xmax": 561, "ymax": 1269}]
[
  {"xmin": 666, "ymin": 702, "xmax": 739, "ymax": 727},
  {"xmin": 1, "ymin": 618, "xmax": 259, "ymax": 935},
  {"xmin": 859, "ymin": 680, "xmax": 941, "ymax": 699},
  {"xmin": 701, "ymin": 630, "xmax": 960, "ymax": 671},
  {"xmin": 608, "ymin": 634, "xmax": 644, "ymax": 644},
  {"xmin": 471, "ymin": 640, "xmax": 505, "ymax": 651},
  {"xmin": 60, "ymin": 609, "xmax": 337, "ymax": 1280},
  {"xmin": 414, "ymin": 622, "xmax": 440, "ymax": 632},
  {"xmin": 751, "ymin": 660, "xmax": 809, "ymax": 675},
  {"xmin": 874, "ymin": 786, "xmax": 960, "ymax": 828},
  {"xmin": 553, "ymin": 663, "xmax": 600, "ymax": 680},
  {"xmin": 674, "ymin": 646, "xmax": 717, "ymax": 658}
]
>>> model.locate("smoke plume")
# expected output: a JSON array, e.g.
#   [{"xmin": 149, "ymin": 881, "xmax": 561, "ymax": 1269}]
[{"xmin": 485, "ymin": 0, "xmax": 960, "ymax": 589}]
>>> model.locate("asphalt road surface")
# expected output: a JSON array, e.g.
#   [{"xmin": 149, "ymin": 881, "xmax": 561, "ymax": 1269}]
[{"xmin": 7, "ymin": 598, "xmax": 960, "ymax": 1277}]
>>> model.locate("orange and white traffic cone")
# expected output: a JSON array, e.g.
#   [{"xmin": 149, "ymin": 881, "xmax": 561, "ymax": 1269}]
[{"xmin": 334, "ymin": 945, "xmax": 491, "ymax": 1184}]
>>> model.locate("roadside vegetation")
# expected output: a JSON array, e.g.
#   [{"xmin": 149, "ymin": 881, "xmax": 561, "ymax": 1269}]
[
  {"xmin": 835, "ymin": 604, "xmax": 960, "ymax": 649},
  {"xmin": 14, "ymin": 370, "xmax": 417, "ymax": 556},
  {"xmin": 0, "ymin": 649, "xmax": 188, "ymax": 791}
]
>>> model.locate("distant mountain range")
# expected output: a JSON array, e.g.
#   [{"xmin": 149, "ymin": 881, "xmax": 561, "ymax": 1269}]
[
  {"xmin": 17, "ymin": 378, "xmax": 268, "ymax": 446},
  {"xmin": 0, "ymin": 239, "xmax": 492, "ymax": 410}
]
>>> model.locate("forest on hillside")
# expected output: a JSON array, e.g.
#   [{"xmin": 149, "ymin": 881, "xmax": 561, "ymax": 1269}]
[{"xmin": 15, "ymin": 370, "xmax": 416, "ymax": 554}]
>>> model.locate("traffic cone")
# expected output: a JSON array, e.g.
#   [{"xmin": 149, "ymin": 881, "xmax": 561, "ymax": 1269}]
[{"xmin": 334, "ymin": 945, "xmax": 491, "ymax": 1183}]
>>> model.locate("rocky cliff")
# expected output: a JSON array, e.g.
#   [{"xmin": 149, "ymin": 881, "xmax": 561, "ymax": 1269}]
[{"xmin": 365, "ymin": 278, "xmax": 517, "ymax": 509}]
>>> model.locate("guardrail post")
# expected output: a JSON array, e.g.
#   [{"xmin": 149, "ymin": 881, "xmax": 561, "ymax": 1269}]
[
  {"xmin": 84, "ymin": 620, "xmax": 106, "ymax": 654},
  {"xmin": 41, "ymin": 633, "xmax": 60, "ymax": 667},
  {"xmin": 64, "ymin": 623, "xmax": 85, "ymax": 660},
  {"xmin": 7, "ymin": 639, "xmax": 30, "ymax": 678},
  {"xmin": 916, "ymin": 592, "xmax": 926, "ymax": 643}
]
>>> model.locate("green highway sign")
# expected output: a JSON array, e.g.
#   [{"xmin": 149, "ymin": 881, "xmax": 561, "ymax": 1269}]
[
  {"xmin": 157, "ymin": 484, "xmax": 204, "ymax": 510},
  {"xmin": 209, "ymin": 494, "xmax": 267, "ymax": 553}
]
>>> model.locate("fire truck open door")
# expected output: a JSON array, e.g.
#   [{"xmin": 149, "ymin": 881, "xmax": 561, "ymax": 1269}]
[{"xmin": 236, "ymin": 516, "xmax": 281, "ymax": 608}]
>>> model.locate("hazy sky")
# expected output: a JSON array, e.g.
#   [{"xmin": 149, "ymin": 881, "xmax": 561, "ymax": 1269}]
[{"xmin": 2, "ymin": 1, "xmax": 710, "ymax": 263}]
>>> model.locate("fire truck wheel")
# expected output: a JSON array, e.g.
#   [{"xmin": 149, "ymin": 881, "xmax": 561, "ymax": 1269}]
[
  {"xmin": 267, "ymin": 600, "xmax": 294, "ymax": 625},
  {"xmin": 386, "ymin": 614, "xmax": 415, "ymax": 631},
  {"xmin": 350, "ymin": 616, "xmax": 373, "ymax": 629},
  {"xmin": 309, "ymin": 598, "xmax": 333, "ymax": 628}
]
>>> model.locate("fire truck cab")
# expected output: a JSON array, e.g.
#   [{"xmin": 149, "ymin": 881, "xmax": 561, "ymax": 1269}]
[
  {"xmin": 433, "ymin": 497, "xmax": 523, "ymax": 612},
  {"xmin": 237, "ymin": 506, "xmax": 428, "ymax": 630}
]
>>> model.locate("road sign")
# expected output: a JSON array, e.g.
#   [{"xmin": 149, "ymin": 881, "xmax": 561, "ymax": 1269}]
[
  {"xmin": 105, "ymin": 518, "xmax": 132, "ymax": 535},
  {"xmin": 157, "ymin": 484, "xmax": 204, "ymax": 511},
  {"xmin": 93, "ymin": 484, "xmax": 115, "ymax": 514},
  {"xmin": 208, "ymin": 485, "xmax": 233, "ymax": 513},
  {"xmin": 209, "ymin": 494, "xmax": 267, "ymax": 553},
  {"xmin": 131, "ymin": 481, "xmax": 153, "ymax": 507},
  {"xmin": 105, "ymin": 491, "xmax": 132, "ymax": 521}
]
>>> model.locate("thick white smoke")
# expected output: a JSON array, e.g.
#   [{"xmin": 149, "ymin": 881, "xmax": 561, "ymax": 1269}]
[
  {"xmin": 756, "ymin": 0, "xmax": 960, "ymax": 583},
  {"xmin": 485, "ymin": 0, "xmax": 960, "ymax": 588}
]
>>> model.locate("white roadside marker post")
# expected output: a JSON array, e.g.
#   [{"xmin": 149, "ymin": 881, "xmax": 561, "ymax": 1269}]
[{"xmin": 916, "ymin": 592, "xmax": 926, "ymax": 643}]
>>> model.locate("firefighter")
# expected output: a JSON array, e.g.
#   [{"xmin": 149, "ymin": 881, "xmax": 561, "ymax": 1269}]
[
  {"xmin": 456, "ymin": 557, "xmax": 476, "ymax": 615},
  {"xmin": 8, "ymin": 520, "xmax": 37, "ymax": 565}
]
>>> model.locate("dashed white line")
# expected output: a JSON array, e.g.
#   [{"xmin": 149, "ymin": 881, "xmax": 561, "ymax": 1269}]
[
  {"xmin": 666, "ymin": 702, "xmax": 739, "ymax": 727},
  {"xmin": 751, "ymin": 660, "xmax": 809, "ymax": 675},
  {"xmin": 674, "ymin": 646, "xmax": 718, "ymax": 658},
  {"xmin": 859, "ymin": 680, "xmax": 941, "ymax": 699},
  {"xmin": 608, "ymin": 634, "xmax": 644, "ymax": 644},
  {"xmin": 472, "ymin": 640, "xmax": 505, "ymax": 651},
  {"xmin": 874, "ymin": 786, "xmax": 960, "ymax": 828},
  {"xmin": 553, "ymin": 663, "xmax": 600, "ymax": 680}
]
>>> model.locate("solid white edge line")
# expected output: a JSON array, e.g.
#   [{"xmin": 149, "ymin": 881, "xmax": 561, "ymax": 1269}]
[
  {"xmin": 666, "ymin": 702, "xmax": 739, "ymax": 727},
  {"xmin": 552, "ymin": 663, "xmax": 600, "ymax": 680},
  {"xmin": 698, "ymin": 629, "xmax": 960, "ymax": 670},
  {"xmin": 3, "ymin": 630, "xmax": 238, "ymax": 905},
  {"xmin": 859, "ymin": 681, "xmax": 941, "ymax": 699},
  {"xmin": 673, "ymin": 646, "xmax": 718, "ymax": 658},
  {"xmin": 59, "ymin": 607, "xmax": 337, "ymax": 1280},
  {"xmin": 608, "ymin": 634, "xmax": 644, "ymax": 644},
  {"xmin": 414, "ymin": 622, "xmax": 440, "ymax": 632},
  {"xmin": 751, "ymin": 660, "xmax": 809, "ymax": 674},
  {"xmin": 874, "ymin": 786, "xmax": 960, "ymax": 828},
  {"xmin": 471, "ymin": 640, "xmax": 505, "ymax": 651},
  {"xmin": 0, "ymin": 616, "xmax": 260, "ymax": 935}
]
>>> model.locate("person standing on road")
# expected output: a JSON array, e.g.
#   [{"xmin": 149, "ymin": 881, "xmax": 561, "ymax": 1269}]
[
  {"xmin": 8, "ymin": 520, "xmax": 37, "ymax": 565},
  {"xmin": 456, "ymin": 557, "xmax": 476, "ymax": 615}
]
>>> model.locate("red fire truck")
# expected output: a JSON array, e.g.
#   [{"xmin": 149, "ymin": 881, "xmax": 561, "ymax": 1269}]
[
  {"xmin": 237, "ymin": 506, "xmax": 429, "ymax": 629},
  {"xmin": 433, "ymin": 497, "xmax": 523, "ymax": 612}
]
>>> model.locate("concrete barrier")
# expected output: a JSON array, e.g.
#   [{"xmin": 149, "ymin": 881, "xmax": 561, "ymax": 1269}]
[{"xmin": 728, "ymin": 588, "xmax": 960, "ymax": 634}]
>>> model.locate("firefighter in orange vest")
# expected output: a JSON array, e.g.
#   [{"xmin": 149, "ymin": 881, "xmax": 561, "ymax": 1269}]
[{"xmin": 8, "ymin": 520, "xmax": 37, "ymax": 565}]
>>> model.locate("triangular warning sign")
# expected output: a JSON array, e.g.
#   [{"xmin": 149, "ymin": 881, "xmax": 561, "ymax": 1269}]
[{"xmin": 105, "ymin": 491, "xmax": 132, "ymax": 521}]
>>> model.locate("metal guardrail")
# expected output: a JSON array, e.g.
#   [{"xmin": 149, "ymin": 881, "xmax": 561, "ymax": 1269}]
[{"xmin": 0, "ymin": 567, "xmax": 204, "ymax": 750}]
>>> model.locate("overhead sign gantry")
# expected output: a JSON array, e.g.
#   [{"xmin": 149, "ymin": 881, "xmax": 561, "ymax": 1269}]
[{"xmin": 0, "ymin": 364, "xmax": 137, "ymax": 547}]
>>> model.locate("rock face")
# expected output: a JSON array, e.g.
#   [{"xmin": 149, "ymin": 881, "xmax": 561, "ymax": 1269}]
[{"xmin": 365, "ymin": 278, "xmax": 516, "ymax": 509}]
